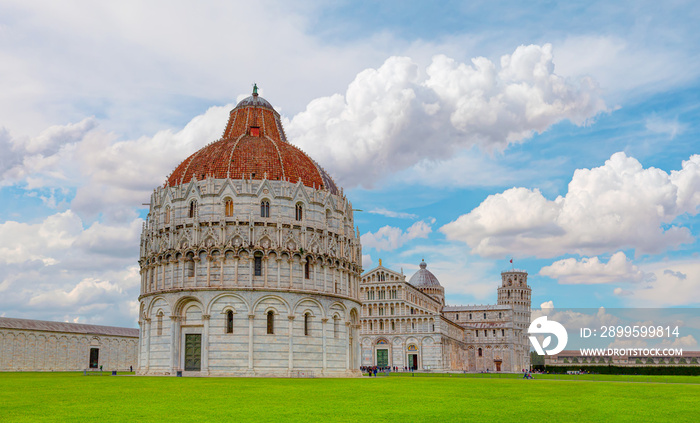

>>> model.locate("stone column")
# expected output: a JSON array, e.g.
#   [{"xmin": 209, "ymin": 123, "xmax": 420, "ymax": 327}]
[
  {"xmin": 248, "ymin": 314, "xmax": 255, "ymax": 370},
  {"xmin": 179, "ymin": 258, "xmax": 185, "ymax": 288},
  {"xmin": 169, "ymin": 316, "xmax": 179, "ymax": 374},
  {"xmin": 169, "ymin": 259, "xmax": 177, "ymax": 290},
  {"xmin": 276, "ymin": 258, "xmax": 281, "ymax": 288},
  {"xmin": 323, "ymin": 266, "xmax": 328, "ymax": 293},
  {"xmin": 249, "ymin": 257, "xmax": 253, "ymax": 286},
  {"xmin": 206, "ymin": 256, "xmax": 212, "ymax": 286},
  {"xmin": 345, "ymin": 321, "xmax": 351, "ymax": 370},
  {"xmin": 137, "ymin": 320, "xmax": 143, "ymax": 371},
  {"xmin": 321, "ymin": 318, "xmax": 328, "ymax": 372},
  {"xmin": 288, "ymin": 259, "xmax": 294, "ymax": 288},
  {"xmin": 354, "ymin": 324, "xmax": 362, "ymax": 371},
  {"xmin": 288, "ymin": 315, "xmax": 295, "ymax": 371},
  {"xmin": 193, "ymin": 257, "xmax": 200, "ymax": 287},
  {"xmin": 219, "ymin": 255, "xmax": 224, "ymax": 287},
  {"xmin": 143, "ymin": 318, "xmax": 151, "ymax": 371},
  {"xmin": 263, "ymin": 257, "xmax": 269, "ymax": 287},
  {"xmin": 234, "ymin": 257, "xmax": 239, "ymax": 286},
  {"xmin": 313, "ymin": 262, "xmax": 318, "ymax": 291},
  {"xmin": 202, "ymin": 314, "xmax": 210, "ymax": 375}
]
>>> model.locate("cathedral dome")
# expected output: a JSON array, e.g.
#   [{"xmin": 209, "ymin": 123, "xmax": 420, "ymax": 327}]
[
  {"xmin": 408, "ymin": 260, "xmax": 442, "ymax": 287},
  {"xmin": 166, "ymin": 89, "xmax": 338, "ymax": 194}
]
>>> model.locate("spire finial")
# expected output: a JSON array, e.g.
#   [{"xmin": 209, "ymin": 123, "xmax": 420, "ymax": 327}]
[{"xmin": 253, "ymin": 83, "xmax": 258, "ymax": 96}]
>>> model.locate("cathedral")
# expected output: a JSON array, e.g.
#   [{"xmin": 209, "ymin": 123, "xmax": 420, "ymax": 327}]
[{"xmin": 360, "ymin": 260, "xmax": 531, "ymax": 373}]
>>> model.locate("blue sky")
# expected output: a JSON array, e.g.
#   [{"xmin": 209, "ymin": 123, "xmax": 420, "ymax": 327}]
[{"xmin": 1, "ymin": 0, "xmax": 699, "ymax": 329}]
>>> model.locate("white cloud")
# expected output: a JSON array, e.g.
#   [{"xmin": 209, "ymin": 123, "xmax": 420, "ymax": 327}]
[
  {"xmin": 368, "ymin": 208, "xmax": 418, "ymax": 219},
  {"xmin": 361, "ymin": 220, "xmax": 432, "ymax": 252},
  {"xmin": 531, "ymin": 306, "xmax": 621, "ymax": 330},
  {"xmin": 289, "ymin": 44, "xmax": 606, "ymax": 188},
  {"xmin": 441, "ymin": 152, "xmax": 700, "ymax": 258},
  {"xmin": 555, "ymin": 35, "xmax": 698, "ymax": 102},
  {"xmin": 539, "ymin": 251, "xmax": 648, "ymax": 284},
  {"xmin": 29, "ymin": 278, "xmax": 123, "ymax": 308},
  {"xmin": 362, "ymin": 254, "xmax": 373, "ymax": 270},
  {"xmin": 645, "ymin": 115, "xmax": 686, "ymax": 139},
  {"xmin": 620, "ymin": 259, "xmax": 700, "ymax": 307}
]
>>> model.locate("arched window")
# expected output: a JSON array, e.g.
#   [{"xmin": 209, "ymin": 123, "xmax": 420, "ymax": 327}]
[
  {"xmin": 390, "ymin": 306, "xmax": 394, "ymax": 315},
  {"xmin": 478, "ymin": 348, "xmax": 483, "ymax": 357},
  {"xmin": 266, "ymin": 311, "xmax": 274, "ymax": 334},
  {"xmin": 295, "ymin": 203, "xmax": 303, "ymax": 221},
  {"xmin": 189, "ymin": 200, "xmax": 197, "ymax": 218},
  {"xmin": 334, "ymin": 316, "xmax": 339, "ymax": 338},
  {"xmin": 368, "ymin": 308, "xmax": 372, "ymax": 316},
  {"xmin": 456, "ymin": 314, "xmax": 459, "ymax": 321},
  {"xmin": 186, "ymin": 258, "xmax": 195, "ymax": 277},
  {"xmin": 379, "ymin": 307, "xmax": 384, "ymax": 316},
  {"xmin": 499, "ymin": 312, "xmax": 502, "ymax": 319},
  {"xmin": 501, "ymin": 329, "xmax": 505, "ymax": 337},
  {"xmin": 484, "ymin": 330, "xmax": 488, "ymax": 337},
  {"xmin": 483, "ymin": 313, "xmax": 486, "ymax": 319},
  {"xmin": 304, "ymin": 313, "xmax": 311, "ymax": 336},
  {"xmin": 224, "ymin": 198, "xmax": 234, "ymax": 217},
  {"xmin": 391, "ymin": 321, "xmax": 395, "ymax": 331},
  {"xmin": 226, "ymin": 310, "xmax": 234, "ymax": 334},
  {"xmin": 476, "ymin": 330, "xmax": 478, "ymax": 338},
  {"xmin": 254, "ymin": 255, "xmax": 262, "ymax": 276},
  {"xmin": 164, "ymin": 206, "xmax": 170, "ymax": 224},
  {"xmin": 304, "ymin": 259, "xmax": 310, "ymax": 279},
  {"xmin": 469, "ymin": 313, "xmax": 472, "ymax": 320},
  {"xmin": 260, "ymin": 200, "xmax": 270, "ymax": 218},
  {"xmin": 156, "ymin": 312, "xmax": 163, "ymax": 336},
  {"xmin": 369, "ymin": 321, "xmax": 373, "ymax": 331},
  {"xmin": 379, "ymin": 321, "xmax": 384, "ymax": 330}
]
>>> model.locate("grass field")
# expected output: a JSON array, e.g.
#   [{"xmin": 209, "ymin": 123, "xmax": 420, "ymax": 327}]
[{"xmin": 1, "ymin": 372, "xmax": 698, "ymax": 422}]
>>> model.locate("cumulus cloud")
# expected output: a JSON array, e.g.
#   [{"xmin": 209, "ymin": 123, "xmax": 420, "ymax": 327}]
[
  {"xmin": 441, "ymin": 152, "xmax": 700, "ymax": 258},
  {"xmin": 289, "ymin": 44, "xmax": 606, "ymax": 187},
  {"xmin": 362, "ymin": 254, "xmax": 373, "ymax": 270},
  {"xmin": 620, "ymin": 259, "xmax": 700, "ymax": 307},
  {"xmin": 0, "ymin": 211, "xmax": 142, "ymax": 325},
  {"xmin": 0, "ymin": 118, "xmax": 96, "ymax": 186},
  {"xmin": 540, "ymin": 251, "xmax": 649, "ymax": 284},
  {"xmin": 361, "ymin": 220, "xmax": 433, "ymax": 252},
  {"xmin": 29, "ymin": 278, "xmax": 123, "ymax": 308},
  {"xmin": 531, "ymin": 306, "xmax": 620, "ymax": 330},
  {"xmin": 663, "ymin": 269, "xmax": 687, "ymax": 280}
]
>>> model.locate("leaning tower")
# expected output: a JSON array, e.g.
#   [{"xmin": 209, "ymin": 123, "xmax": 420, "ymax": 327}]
[{"xmin": 497, "ymin": 270, "xmax": 531, "ymax": 370}]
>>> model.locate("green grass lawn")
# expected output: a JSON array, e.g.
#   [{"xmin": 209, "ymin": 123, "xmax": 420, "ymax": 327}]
[{"xmin": 1, "ymin": 372, "xmax": 698, "ymax": 422}]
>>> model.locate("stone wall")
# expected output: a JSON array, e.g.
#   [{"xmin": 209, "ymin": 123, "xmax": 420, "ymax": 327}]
[{"xmin": 0, "ymin": 328, "xmax": 138, "ymax": 372}]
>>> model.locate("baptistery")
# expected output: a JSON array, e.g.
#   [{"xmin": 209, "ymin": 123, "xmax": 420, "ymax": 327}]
[{"xmin": 137, "ymin": 87, "xmax": 363, "ymax": 377}]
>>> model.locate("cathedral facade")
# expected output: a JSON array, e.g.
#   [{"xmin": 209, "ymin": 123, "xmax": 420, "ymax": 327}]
[
  {"xmin": 137, "ymin": 89, "xmax": 363, "ymax": 377},
  {"xmin": 360, "ymin": 261, "xmax": 531, "ymax": 372}
]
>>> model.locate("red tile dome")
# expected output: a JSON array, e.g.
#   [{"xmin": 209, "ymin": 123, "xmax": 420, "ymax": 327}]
[{"xmin": 167, "ymin": 89, "xmax": 338, "ymax": 194}]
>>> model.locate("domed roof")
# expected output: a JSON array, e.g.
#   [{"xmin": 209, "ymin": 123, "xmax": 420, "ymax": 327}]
[
  {"xmin": 166, "ymin": 88, "xmax": 338, "ymax": 194},
  {"xmin": 408, "ymin": 260, "xmax": 442, "ymax": 287}
]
